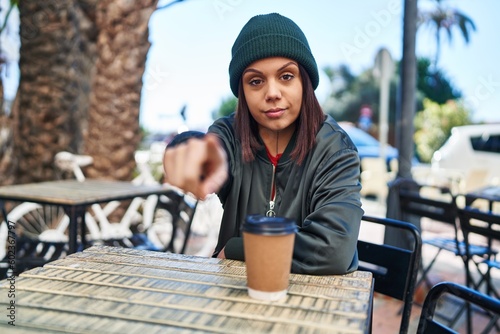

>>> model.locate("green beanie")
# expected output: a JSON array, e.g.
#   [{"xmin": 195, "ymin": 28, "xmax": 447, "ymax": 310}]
[{"xmin": 229, "ymin": 13, "xmax": 319, "ymax": 97}]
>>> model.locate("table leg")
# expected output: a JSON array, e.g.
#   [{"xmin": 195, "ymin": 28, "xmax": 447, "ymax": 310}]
[
  {"xmin": 0, "ymin": 200, "xmax": 7, "ymax": 224},
  {"xmin": 64, "ymin": 206, "xmax": 86, "ymax": 254},
  {"xmin": 80, "ymin": 207, "xmax": 87, "ymax": 249}
]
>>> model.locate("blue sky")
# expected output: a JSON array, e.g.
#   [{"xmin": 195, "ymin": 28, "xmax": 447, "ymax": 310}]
[{"xmin": 140, "ymin": 0, "xmax": 500, "ymax": 133}]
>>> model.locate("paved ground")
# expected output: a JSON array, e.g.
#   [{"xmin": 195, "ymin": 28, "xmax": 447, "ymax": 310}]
[{"xmin": 181, "ymin": 196, "xmax": 499, "ymax": 334}]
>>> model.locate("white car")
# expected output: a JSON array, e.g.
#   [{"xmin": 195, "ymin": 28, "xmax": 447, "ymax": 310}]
[{"xmin": 431, "ymin": 124, "xmax": 500, "ymax": 189}]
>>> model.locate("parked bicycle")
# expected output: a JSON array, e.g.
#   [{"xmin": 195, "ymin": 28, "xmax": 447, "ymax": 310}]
[{"xmin": 0, "ymin": 150, "xmax": 186, "ymax": 276}]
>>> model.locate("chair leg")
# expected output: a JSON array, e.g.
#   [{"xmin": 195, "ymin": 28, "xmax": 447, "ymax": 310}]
[
  {"xmin": 415, "ymin": 248, "xmax": 443, "ymax": 292},
  {"xmin": 484, "ymin": 314, "xmax": 500, "ymax": 333},
  {"xmin": 419, "ymin": 254, "xmax": 476, "ymax": 330}
]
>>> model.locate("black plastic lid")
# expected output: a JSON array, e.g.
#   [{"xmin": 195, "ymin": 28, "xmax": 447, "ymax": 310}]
[{"xmin": 243, "ymin": 215, "xmax": 297, "ymax": 235}]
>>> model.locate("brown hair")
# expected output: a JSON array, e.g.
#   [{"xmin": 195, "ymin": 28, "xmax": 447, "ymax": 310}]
[{"xmin": 235, "ymin": 64, "xmax": 325, "ymax": 165}]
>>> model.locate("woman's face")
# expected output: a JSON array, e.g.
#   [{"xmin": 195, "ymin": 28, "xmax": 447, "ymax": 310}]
[{"xmin": 241, "ymin": 57, "xmax": 303, "ymax": 136}]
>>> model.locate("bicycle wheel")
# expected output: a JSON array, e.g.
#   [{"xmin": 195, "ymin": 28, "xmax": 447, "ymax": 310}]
[
  {"xmin": 9, "ymin": 203, "xmax": 69, "ymax": 242},
  {"xmin": 148, "ymin": 192, "xmax": 197, "ymax": 253},
  {"xmin": 145, "ymin": 203, "xmax": 174, "ymax": 250},
  {"xmin": 1, "ymin": 203, "xmax": 69, "ymax": 277}
]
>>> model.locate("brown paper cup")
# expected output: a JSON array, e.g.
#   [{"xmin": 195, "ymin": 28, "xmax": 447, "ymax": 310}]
[{"xmin": 242, "ymin": 215, "xmax": 297, "ymax": 301}]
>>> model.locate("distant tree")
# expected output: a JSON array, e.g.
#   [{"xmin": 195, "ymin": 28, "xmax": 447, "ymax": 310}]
[
  {"xmin": 323, "ymin": 58, "xmax": 461, "ymax": 125},
  {"xmin": 414, "ymin": 98, "xmax": 471, "ymax": 162},
  {"xmin": 418, "ymin": 0, "xmax": 476, "ymax": 67},
  {"xmin": 322, "ymin": 65, "xmax": 387, "ymax": 126},
  {"xmin": 212, "ymin": 95, "xmax": 237, "ymax": 120},
  {"xmin": 416, "ymin": 57, "xmax": 461, "ymax": 107}
]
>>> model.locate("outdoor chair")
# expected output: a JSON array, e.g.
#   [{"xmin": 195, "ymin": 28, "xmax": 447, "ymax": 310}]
[
  {"xmin": 458, "ymin": 206, "xmax": 500, "ymax": 300},
  {"xmin": 417, "ymin": 281, "xmax": 500, "ymax": 334},
  {"xmin": 358, "ymin": 215, "xmax": 422, "ymax": 334},
  {"xmin": 8, "ymin": 237, "xmax": 67, "ymax": 275},
  {"xmin": 395, "ymin": 178, "xmax": 492, "ymax": 292}
]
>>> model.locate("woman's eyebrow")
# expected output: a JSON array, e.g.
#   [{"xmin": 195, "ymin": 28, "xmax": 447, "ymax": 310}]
[
  {"xmin": 243, "ymin": 61, "xmax": 299, "ymax": 77},
  {"xmin": 278, "ymin": 61, "xmax": 298, "ymax": 71},
  {"xmin": 242, "ymin": 68, "xmax": 262, "ymax": 76}
]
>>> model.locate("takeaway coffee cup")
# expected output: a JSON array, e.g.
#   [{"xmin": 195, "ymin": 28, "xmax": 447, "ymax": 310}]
[{"xmin": 242, "ymin": 215, "xmax": 297, "ymax": 301}]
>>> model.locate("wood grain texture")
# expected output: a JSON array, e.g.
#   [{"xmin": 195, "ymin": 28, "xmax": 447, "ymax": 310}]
[{"xmin": 0, "ymin": 245, "xmax": 373, "ymax": 333}]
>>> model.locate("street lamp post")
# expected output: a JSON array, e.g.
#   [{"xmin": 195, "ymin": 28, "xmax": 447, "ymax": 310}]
[{"xmin": 374, "ymin": 47, "xmax": 394, "ymax": 165}]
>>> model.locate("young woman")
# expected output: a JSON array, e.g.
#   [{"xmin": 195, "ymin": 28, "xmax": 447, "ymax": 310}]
[{"xmin": 163, "ymin": 13, "xmax": 363, "ymax": 275}]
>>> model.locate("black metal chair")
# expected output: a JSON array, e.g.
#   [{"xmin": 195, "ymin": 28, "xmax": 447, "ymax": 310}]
[
  {"xmin": 458, "ymin": 206, "xmax": 500, "ymax": 299},
  {"xmin": 417, "ymin": 281, "xmax": 500, "ymax": 334},
  {"xmin": 358, "ymin": 215, "xmax": 422, "ymax": 334},
  {"xmin": 395, "ymin": 179, "xmax": 492, "ymax": 292},
  {"xmin": 0, "ymin": 236, "xmax": 68, "ymax": 278}
]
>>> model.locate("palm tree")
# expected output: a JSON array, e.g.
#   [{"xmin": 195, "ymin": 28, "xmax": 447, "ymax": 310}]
[
  {"xmin": 10, "ymin": 0, "xmax": 158, "ymax": 184},
  {"xmin": 13, "ymin": 0, "xmax": 98, "ymax": 183},
  {"xmin": 84, "ymin": 0, "xmax": 158, "ymax": 181},
  {"xmin": 418, "ymin": 0, "xmax": 476, "ymax": 67}
]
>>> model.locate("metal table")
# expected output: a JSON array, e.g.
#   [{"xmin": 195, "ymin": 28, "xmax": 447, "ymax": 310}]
[
  {"xmin": 465, "ymin": 185, "xmax": 500, "ymax": 211},
  {"xmin": 0, "ymin": 180, "xmax": 174, "ymax": 253},
  {"xmin": 0, "ymin": 245, "xmax": 374, "ymax": 333}
]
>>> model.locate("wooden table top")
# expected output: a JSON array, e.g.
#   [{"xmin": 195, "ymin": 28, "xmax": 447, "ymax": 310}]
[
  {"xmin": 0, "ymin": 180, "xmax": 172, "ymax": 206},
  {"xmin": 0, "ymin": 245, "xmax": 373, "ymax": 333}
]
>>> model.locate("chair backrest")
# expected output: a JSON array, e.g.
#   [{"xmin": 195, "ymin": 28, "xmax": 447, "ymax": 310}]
[
  {"xmin": 458, "ymin": 206, "xmax": 500, "ymax": 291},
  {"xmin": 358, "ymin": 215, "xmax": 422, "ymax": 334},
  {"xmin": 458, "ymin": 206, "xmax": 500, "ymax": 245},
  {"xmin": 417, "ymin": 281, "xmax": 500, "ymax": 334},
  {"xmin": 399, "ymin": 183, "xmax": 457, "ymax": 226}
]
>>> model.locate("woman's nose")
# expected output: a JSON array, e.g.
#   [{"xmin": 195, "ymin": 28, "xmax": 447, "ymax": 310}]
[{"xmin": 265, "ymin": 80, "xmax": 282, "ymax": 101}]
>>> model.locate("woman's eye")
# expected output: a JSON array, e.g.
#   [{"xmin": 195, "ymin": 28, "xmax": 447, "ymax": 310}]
[
  {"xmin": 249, "ymin": 78, "xmax": 263, "ymax": 86},
  {"xmin": 281, "ymin": 73, "xmax": 294, "ymax": 81}
]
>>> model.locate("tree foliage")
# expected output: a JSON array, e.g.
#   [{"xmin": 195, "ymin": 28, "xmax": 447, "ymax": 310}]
[
  {"xmin": 322, "ymin": 65, "xmax": 387, "ymax": 125},
  {"xmin": 322, "ymin": 57, "xmax": 462, "ymax": 126},
  {"xmin": 212, "ymin": 95, "xmax": 237, "ymax": 120},
  {"xmin": 416, "ymin": 58, "xmax": 461, "ymax": 104},
  {"xmin": 417, "ymin": 0, "xmax": 476, "ymax": 67},
  {"xmin": 414, "ymin": 98, "xmax": 471, "ymax": 162}
]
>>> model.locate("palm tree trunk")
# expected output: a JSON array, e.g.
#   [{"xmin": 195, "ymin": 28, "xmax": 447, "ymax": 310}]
[
  {"xmin": 434, "ymin": 28, "xmax": 441, "ymax": 68},
  {"xmin": 14, "ymin": 1, "xmax": 97, "ymax": 183},
  {"xmin": 84, "ymin": 0, "xmax": 158, "ymax": 181}
]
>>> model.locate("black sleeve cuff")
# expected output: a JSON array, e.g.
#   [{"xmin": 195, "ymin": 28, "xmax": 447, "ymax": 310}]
[
  {"xmin": 224, "ymin": 237, "xmax": 245, "ymax": 261},
  {"xmin": 167, "ymin": 131, "xmax": 205, "ymax": 148}
]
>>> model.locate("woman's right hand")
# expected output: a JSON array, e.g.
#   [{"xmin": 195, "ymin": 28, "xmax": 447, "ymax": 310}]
[{"xmin": 163, "ymin": 134, "xmax": 228, "ymax": 200}]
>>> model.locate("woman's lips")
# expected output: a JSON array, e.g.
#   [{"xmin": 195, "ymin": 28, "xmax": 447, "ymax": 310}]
[{"xmin": 265, "ymin": 108, "xmax": 285, "ymax": 118}]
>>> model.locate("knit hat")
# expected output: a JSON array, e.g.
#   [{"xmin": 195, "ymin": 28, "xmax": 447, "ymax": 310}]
[{"xmin": 229, "ymin": 13, "xmax": 319, "ymax": 97}]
